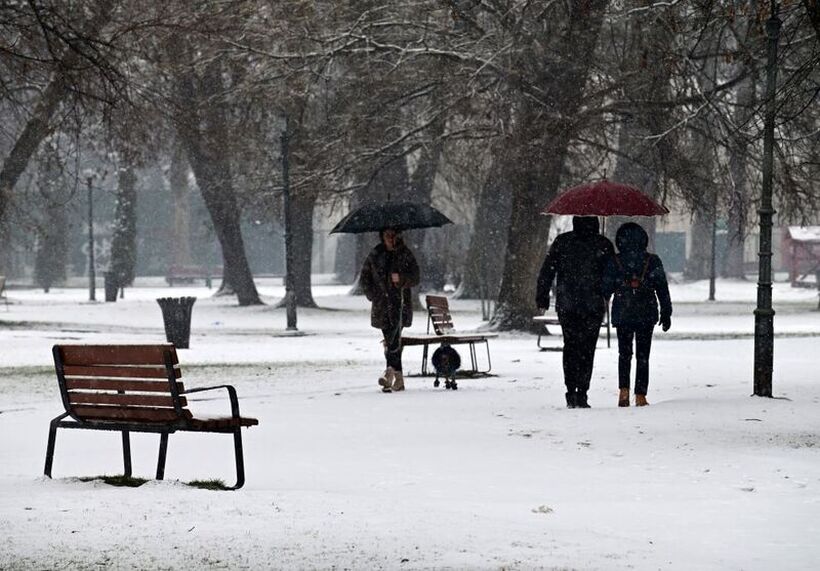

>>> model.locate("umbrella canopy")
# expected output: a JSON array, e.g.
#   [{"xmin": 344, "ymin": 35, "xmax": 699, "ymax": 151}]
[
  {"xmin": 542, "ymin": 180, "xmax": 669, "ymax": 217},
  {"xmin": 330, "ymin": 201, "xmax": 453, "ymax": 234}
]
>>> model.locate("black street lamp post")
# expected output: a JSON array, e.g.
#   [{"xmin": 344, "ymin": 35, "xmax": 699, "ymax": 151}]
[
  {"xmin": 86, "ymin": 174, "xmax": 96, "ymax": 302},
  {"xmin": 753, "ymin": 3, "xmax": 781, "ymax": 397}
]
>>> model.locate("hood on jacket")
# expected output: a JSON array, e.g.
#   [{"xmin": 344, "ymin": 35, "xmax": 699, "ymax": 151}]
[
  {"xmin": 572, "ymin": 216, "xmax": 600, "ymax": 237},
  {"xmin": 615, "ymin": 222, "xmax": 649, "ymax": 253}
]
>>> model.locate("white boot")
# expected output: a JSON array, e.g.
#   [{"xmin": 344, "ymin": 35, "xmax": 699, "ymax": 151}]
[
  {"xmin": 379, "ymin": 367, "xmax": 395, "ymax": 393},
  {"xmin": 392, "ymin": 371, "xmax": 405, "ymax": 392}
]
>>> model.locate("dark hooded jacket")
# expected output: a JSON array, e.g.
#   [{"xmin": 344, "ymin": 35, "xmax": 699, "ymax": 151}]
[
  {"xmin": 536, "ymin": 217, "xmax": 615, "ymax": 317},
  {"xmin": 360, "ymin": 238, "xmax": 420, "ymax": 329},
  {"xmin": 602, "ymin": 223, "xmax": 672, "ymax": 327}
]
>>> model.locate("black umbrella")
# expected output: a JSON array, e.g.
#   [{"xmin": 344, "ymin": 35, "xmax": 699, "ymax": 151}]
[{"xmin": 329, "ymin": 201, "xmax": 453, "ymax": 234}]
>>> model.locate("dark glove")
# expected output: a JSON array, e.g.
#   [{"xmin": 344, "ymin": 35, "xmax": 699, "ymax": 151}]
[{"xmin": 659, "ymin": 314, "xmax": 671, "ymax": 332}]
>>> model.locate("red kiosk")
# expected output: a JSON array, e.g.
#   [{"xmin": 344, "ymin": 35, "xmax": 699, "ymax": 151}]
[{"xmin": 782, "ymin": 226, "xmax": 820, "ymax": 288}]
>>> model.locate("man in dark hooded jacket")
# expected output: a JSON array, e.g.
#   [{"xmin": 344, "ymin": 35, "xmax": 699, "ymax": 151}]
[
  {"xmin": 536, "ymin": 216, "xmax": 615, "ymax": 408},
  {"xmin": 602, "ymin": 222, "xmax": 672, "ymax": 407}
]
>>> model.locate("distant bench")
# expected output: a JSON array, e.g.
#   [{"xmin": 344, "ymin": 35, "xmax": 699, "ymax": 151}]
[
  {"xmin": 165, "ymin": 265, "xmax": 222, "ymax": 288},
  {"xmin": 402, "ymin": 295, "xmax": 496, "ymax": 376},
  {"xmin": 45, "ymin": 344, "xmax": 258, "ymax": 489},
  {"xmin": 533, "ymin": 308, "xmax": 611, "ymax": 351}
]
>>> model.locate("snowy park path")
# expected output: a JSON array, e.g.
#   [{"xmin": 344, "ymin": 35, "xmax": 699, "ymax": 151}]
[{"xmin": 1, "ymin": 279, "xmax": 818, "ymax": 570}]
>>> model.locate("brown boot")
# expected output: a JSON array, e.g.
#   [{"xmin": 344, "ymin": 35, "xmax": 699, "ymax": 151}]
[
  {"xmin": 618, "ymin": 388, "xmax": 630, "ymax": 407},
  {"xmin": 392, "ymin": 371, "xmax": 405, "ymax": 392},
  {"xmin": 635, "ymin": 394, "xmax": 649, "ymax": 407},
  {"xmin": 379, "ymin": 367, "xmax": 395, "ymax": 393}
]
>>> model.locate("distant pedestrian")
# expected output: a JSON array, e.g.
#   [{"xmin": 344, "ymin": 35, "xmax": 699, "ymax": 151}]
[
  {"xmin": 603, "ymin": 222, "xmax": 672, "ymax": 407},
  {"xmin": 536, "ymin": 216, "xmax": 615, "ymax": 408},
  {"xmin": 360, "ymin": 228, "xmax": 420, "ymax": 393}
]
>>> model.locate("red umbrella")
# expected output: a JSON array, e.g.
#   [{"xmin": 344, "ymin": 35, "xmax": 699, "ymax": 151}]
[{"xmin": 542, "ymin": 179, "xmax": 669, "ymax": 216}]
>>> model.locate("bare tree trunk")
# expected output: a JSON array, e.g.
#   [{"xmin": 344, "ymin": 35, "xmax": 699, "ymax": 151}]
[
  {"xmin": 34, "ymin": 145, "xmax": 68, "ymax": 292},
  {"xmin": 491, "ymin": 1, "xmax": 609, "ymax": 331},
  {"xmin": 170, "ymin": 140, "xmax": 193, "ymax": 268},
  {"xmin": 109, "ymin": 152, "xmax": 138, "ymax": 288},
  {"xmin": 282, "ymin": 187, "xmax": 319, "ymax": 307},
  {"xmin": 685, "ymin": 204, "xmax": 715, "ymax": 280},
  {"xmin": 173, "ymin": 55, "xmax": 261, "ymax": 306},
  {"xmin": 458, "ymin": 150, "xmax": 512, "ymax": 299}
]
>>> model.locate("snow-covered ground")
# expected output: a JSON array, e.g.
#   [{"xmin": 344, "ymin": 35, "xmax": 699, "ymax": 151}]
[{"xmin": 0, "ymin": 278, "xmax": 818, "ymax": 570}]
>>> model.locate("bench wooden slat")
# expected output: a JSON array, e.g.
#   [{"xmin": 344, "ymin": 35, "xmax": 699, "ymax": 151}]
[
  {"xmin": 68, "ymin": 393, "xmax": 186, "ymax": 408},
  {"xmin": 63, "ymin": 365, "xmax": 181, "ymax": 379},
  {"xmin": 59, "ymin": 345, "xmax": 178, "ymax": 367},
  {"xmin": 65, "ymin": 378, "xmax": 185, "ymax": 393},
  {"xmin": 70, "ymin": 405, "xmax": 191, "ymax": 423},
  {"xmin": 188, "ymin": 416, "xmax": 259, "ymax": 429}
]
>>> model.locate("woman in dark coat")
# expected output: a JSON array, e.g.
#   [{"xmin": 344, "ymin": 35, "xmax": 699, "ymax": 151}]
[
  {"xmin": 603, "ymin": 223, "xmax": 672, "ymax": 407},
  {"xmin": 359, "ymin": 228, "xmax": 420, "ymax": 393}
]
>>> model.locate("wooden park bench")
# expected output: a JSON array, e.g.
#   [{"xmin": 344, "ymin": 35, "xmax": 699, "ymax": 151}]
[
  {"xmin": 165, "ymin": 265, "xmax": 222, "ymax": 288},
  {"xmin": 402, "ymin": 295, "xmax": 497, "ymax": 376},
  {"xmin": 533, "ymin": 307, "xmax": 611, "ymax": 351},
  {"xmin": 44, "ymin": 344, "xmax": 258, "ymax": 489}
]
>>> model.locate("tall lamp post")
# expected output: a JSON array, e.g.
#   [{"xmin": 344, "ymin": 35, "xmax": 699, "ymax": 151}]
[
  {"xmin": 281, "ymin": 115, "xmax": 297, "ymax": 331},
  {"xmin": 753, "ymin": 1, "xmax": 781, "ymax": 397},
  {"xmin": 85, "ymin": 173, "xmax": 96, "ymax": 302}
]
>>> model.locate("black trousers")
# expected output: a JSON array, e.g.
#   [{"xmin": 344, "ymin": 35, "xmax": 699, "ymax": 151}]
[
  {"xmin": 381, "ymin": 324, "xmax": 403, "ymax": 372},
  {"xmin": 616, "ymin": 322, "xmax": 654, "ymax": 395},
  {"xmin": 559, "ymin": 312, "xmax": 603, "ymax": 393}
]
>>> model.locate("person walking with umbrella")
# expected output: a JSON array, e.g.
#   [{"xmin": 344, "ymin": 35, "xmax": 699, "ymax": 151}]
[
  {"xmin": 602, "ymin": 222, "xmax": 672, "ymax": 407},
  {"xmin": 536, "ymin": 217, "xmax": 615, "ymax": 408},
  {"xmin": 359, "ymin": 228, "xmax": 420, "ymax": 392},
  {"xmin": 332, "ymin": 201, "xmax": 452, "ymax": 392},
  {"xmin": 539, "ymin": 179, "xmax": 670, "ymax": 408}
]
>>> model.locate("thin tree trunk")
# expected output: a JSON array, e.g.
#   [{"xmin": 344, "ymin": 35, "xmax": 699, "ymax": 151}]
[
  {"xmin": 491, "ymin": 1, "xmax": 609, "ymax": 331},
  {"xmin": 109, "ymin": 152, "xmax": 138, "ymax": 287},
  {"xmin": 170, "ymin": 140, "xmax": 194, "ymax": 269},
  {"xmin": 458, "ymin": 150, "xmax": 512, "ymax": 299},
  {"xmin": 684, "ymin": 204, "xmax": 715, "ymax": 280}
]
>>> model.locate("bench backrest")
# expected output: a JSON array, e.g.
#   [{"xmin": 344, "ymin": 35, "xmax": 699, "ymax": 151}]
[
  {"xmin": 53, "ymin": 344, "xmax": 191, "ymax": 424},
  {"xmin": 425, "ymin": 295, "xmax": 456, "ymax": 335}
]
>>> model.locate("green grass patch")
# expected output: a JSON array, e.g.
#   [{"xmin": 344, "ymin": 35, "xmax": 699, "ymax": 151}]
[
  {"xmin": 186, "ymin": 479, "xmax": 230, "ymax": 491},
  {"xmin": 79, "ymin": 474, "xmax": 148, "ymax": 487}
]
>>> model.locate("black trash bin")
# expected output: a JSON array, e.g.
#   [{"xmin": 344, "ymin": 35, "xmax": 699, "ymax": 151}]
[
  {"xmin": 104, "ymin": 272, "xmax": 119, "ymax": 302},
  {"xmin": 157, "ymin": 297, "xmax": 197, "ymax": 349}
]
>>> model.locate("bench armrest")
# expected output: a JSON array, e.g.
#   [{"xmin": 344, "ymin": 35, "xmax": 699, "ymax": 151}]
[{"xmin": 180, "ymin": 385, "xmax": 241, "ymax": 418}]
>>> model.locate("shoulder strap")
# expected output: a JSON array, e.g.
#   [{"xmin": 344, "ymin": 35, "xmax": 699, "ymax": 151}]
[{"xmin": 639, "ymin": 255, "xmax": 650, "ymax": 281}]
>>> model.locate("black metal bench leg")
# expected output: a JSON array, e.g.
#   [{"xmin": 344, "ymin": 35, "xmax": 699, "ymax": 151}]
[
  {"xmin": 122, "ymin": 431, "xmax": 132, "ymax": 477},
  {"xmin": 156, "ymin": 432, "xmax": 169, "ymax": 480},
  {"xmin": 483, "ymin": 340, "xmax": 492, "ymax": 373},
  {"xmin": 469, "ymin": 342, "xmax": 479, "ymax": 374},
  {"xmin": 231, "ymin": 428, "xmax": 246, "ymax": 490},
  {"xmin": 421, "ymin": 343, "xmax": 430, "ymax": 376},
  {"xmin": 44, "ymin": 413, "xmax": 69, "ymax": 478},
  {"xmin": 44, "ymin": 424, "xmax": 59, "ymax": 477}
]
